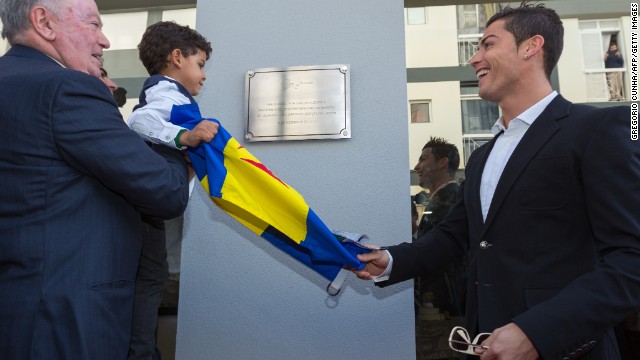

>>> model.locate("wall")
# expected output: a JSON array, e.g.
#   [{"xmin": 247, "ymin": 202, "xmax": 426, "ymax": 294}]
[
  {"xmin": 620, "ymin": 15, "xmax": 632, "ymax": 100},
  {"xmin": 175, "ymin": 1, "xmax": 416, "ymax": 360},
  {"xmin": 557, "ymin": 18, "xmax": 588, "ymax": 103},
  {"xmin": 405, "ymin": 5, "xmax": 459, "ymax": 68},
  {"xmin": 0, "ymin": 19, "xmax": 8, "ymax": 55}
]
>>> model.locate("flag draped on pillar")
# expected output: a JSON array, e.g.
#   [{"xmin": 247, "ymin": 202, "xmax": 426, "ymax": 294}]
[{"xmin": 169, "ymin": 103, "xmax": 371, "ymax": 291}]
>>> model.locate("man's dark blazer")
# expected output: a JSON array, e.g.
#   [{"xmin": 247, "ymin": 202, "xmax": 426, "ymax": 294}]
[
  {"xmin": 0, "ymin": 46, "xmax": 190, "ymax": 359},
  {"xmin": 416, "ymin": 181, "xmax": 460, "ymax": 239},
  {"xmin": 382, "ymin": 95, "xmax": 640, "ymax": 359}
]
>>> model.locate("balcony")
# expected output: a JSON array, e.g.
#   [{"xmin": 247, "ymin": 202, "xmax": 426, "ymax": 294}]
[
  {"xmin": 462, "ymin": 135, "xmax": 492, "ymax": 165},
  {"xmin": 584, "ymin": 68, "xmax": 627, "ymax": 102},
  {"xmin": 458, "ymin": 34, "xmax": 481, "ymax": 66}
]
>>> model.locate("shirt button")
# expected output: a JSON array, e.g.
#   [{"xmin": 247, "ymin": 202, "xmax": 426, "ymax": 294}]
[{"xmin": 480, "ymin": 241, "xmax": 489, "ymax": 249}]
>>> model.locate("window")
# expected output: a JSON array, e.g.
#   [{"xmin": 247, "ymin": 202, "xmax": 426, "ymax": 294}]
[
  {"xmin": 410, "ymin": 101, "xmax": 431, "ymax": 123},
  {"xmin": 460, "ymin": 85, "xmax": 498, "ymax": 134},
  {"xmin": 579, "ymin": 19, "xmax": 625, "ymax": 101},
  {"xmin": 456, "ymin": 4, "xmax": 500, "ymax": 35},
  {"xmin": 460, "ymin": 99, "xmax": 497, "ymax": 133},
  {"xmin": 406, "ymin": 7, "xmax": 427, "ymax": 25},
  {"xmin": 456, "ymin": 4, "xmax": 499, "ymax": 65},
  {"xmin": 458, "ymin": 34, "xmax": 481, "ymax": 66},
  {"xmin": 462, "ymin": 137, "xmax": 492, "ymax": 165},
  {"xmin": 460, "ymin": 84, "xmax": 498, "ymax": 164}
]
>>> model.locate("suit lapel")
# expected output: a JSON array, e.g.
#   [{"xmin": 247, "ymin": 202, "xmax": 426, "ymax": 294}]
[{"xmin": 480, "ymin": 96, "xmax": 571, "ymax": 234}]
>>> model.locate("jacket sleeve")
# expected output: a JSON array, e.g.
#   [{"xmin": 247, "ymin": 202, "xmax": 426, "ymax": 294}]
[
  {"xmin": 51, "ymin": 72, "xmax": 189, "ymax": 219},
  {"xmin": 380, "ymin": 181, "xmax": 469, "ymax": 287}
]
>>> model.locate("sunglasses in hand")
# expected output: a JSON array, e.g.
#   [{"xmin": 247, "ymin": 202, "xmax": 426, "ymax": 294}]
[{"xmin": 448, "ymin": 326, "xmax": 490, "ymax": 355}]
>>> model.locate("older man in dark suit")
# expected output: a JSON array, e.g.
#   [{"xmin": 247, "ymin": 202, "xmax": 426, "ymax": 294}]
[
  {"xmin": 355, "ymin": 3, "xmax": 640, "ymax": 360},
  {"xmin": 0, "ymin": 0, "xmax": 191, "ymax": 359}
]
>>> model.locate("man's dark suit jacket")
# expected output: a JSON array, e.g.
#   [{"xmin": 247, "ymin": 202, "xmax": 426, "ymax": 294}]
[
  {"xmin": 0, "ymin": 45, "xmax": 190, "ymax": 359},
  {"xmin": 416, "ymin": 182, "xmax": 460, "ymax": 239},
  {"xmin": 382, "ymin": 96, "xmax": 640, "ymax": 360}
]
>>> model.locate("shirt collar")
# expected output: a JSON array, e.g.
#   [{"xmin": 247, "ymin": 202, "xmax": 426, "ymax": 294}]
[
  {"xmin": 45, "ymin": 54, "xmax": 66, "ymax": 68},
  {"xmin": 491, "ymin": 91, "xmax": 558, "ymax": 135}
]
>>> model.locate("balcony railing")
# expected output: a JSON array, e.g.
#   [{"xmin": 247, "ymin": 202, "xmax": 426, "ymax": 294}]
[
  {"xmin": 584, "ymin": 68, "xmax": 627, "ymax": 102},
  {"xmin": 462, "ymin": 136, "xmax": 492, "ymax": 165},
  {"xmin": 458, "ymin": 34, "xmax": 482, "ymax": 66}
]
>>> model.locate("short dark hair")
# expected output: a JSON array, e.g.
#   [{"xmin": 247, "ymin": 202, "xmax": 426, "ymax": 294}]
[
  {"xmin": 423, "ymin": 137, "xmax": 460, "ymax": 175},
  {"xmin": 486, "ymin": 1, "xmax": 563, "ymax": 79},
  {"xmin": 138, "ymin": 21, "xmax": 213, "ymax": 76}
]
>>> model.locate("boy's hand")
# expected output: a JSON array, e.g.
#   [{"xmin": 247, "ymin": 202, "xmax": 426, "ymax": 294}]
[{"xmin": 180, "ymin": 120, "xmax": 219, "ymax": 147}]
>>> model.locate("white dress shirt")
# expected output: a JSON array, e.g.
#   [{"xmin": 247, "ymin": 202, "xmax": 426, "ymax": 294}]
[{"xmin": 480, "ymin": 91, "xmax": 557, "ymax": 220}]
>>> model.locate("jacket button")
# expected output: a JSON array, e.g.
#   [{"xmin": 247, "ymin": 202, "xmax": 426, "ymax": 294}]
[{"xmin": 480, "ymin": 241, "xmax": 489, "ymax": 249}]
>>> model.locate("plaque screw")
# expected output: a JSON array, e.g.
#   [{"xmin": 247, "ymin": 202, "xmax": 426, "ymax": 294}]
[
  {"xmin": 247, "ymin": 70, "xmax": 255, "ymax": 78},
  {"xmin": 340, "ymin": 66, "xmax": 348, "ymax": 74},
  {"xmin": 341, "ymin": 130, "xmax": 349, "ymax": 136}
]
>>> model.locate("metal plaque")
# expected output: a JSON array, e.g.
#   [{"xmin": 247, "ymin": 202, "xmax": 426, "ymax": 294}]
[{"xmin": 244, "ymin": 64, "xmax": 351, "ymax": 142}]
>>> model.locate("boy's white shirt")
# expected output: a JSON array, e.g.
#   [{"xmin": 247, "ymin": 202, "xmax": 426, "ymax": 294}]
[
  {"xmin": 128, "ymin": 79, "xmax": 191, "ymax": 150},
  {"xmin": 128, "ymin": 78, "xmax": 196, "ymax": 195}
]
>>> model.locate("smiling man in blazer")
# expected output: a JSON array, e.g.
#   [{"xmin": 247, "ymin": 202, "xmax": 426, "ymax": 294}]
[
  {"xmin": 355, "ymin": 3, "xmax": 640, "ymax": 360},
  {"xmin": 0, "ymin": 1, "xmax": 190, "ymax": 359}
]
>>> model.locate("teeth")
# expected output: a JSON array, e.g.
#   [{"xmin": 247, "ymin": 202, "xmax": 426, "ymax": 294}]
[{"xmin": 477, "ymin": 70, "xmax": 489, "ymax": 79}]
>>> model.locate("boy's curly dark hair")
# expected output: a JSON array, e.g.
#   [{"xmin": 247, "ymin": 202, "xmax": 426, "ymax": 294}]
[{"xmin": 138, "ymin": 21, "xmax": 213, "ymax": 75}]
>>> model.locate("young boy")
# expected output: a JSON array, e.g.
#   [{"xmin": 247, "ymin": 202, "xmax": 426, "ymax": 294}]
[
  {"xmin": 127, "ymin": 21, "xmax": 218, "ymax": 360},
  {"xmin": 129, "ymin": 21, "xmax": 218, "ymax": 150}
]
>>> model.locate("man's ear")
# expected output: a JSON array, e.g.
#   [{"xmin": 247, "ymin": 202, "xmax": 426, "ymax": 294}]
[
  {"xmin": 522, "ymin": 34, "xmax": 545, "ymax": 59},
  {"xmin": 169, "ymin": 49, "xmax": 184, "ymax": 68},
  {"xmin": 30, "ymin": 6, "xmax": 56, "ymax": 41},
  {"xmin": 438, "ymin": 157, "xmax": 449, "ymax": 169}
]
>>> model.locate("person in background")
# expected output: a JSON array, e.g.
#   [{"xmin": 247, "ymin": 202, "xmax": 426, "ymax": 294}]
[
  {"xmin": 411, "ymin": 198, "xmax": 419, "ymax": 240},
  {"xmin": 100, "ymin": 67, "xmax": 127, "ymax": 107},
  {"xmin": 414, "ymin": 137, "xmax": 460, "ymax": 239},
  {"xmin": 604, "ymin": 43, "xmax": 624, "ymax": 101},
  {"xmin": 114, "ymin": 86, "xmax": 128, "ymax": 107},
  {"xmin": 413, "ymin": 137, "xmax": 466, "ymax": 318},
  {"xmin": 99, "ymin": 66, "xmax": 128, "ymax": 107},
  {"xmin": 100, "ymin": 66, "xmax": 118, "ymax": 92},
  {"xmin": 355, "ymin": 3, "xmax": 639, "ymax": 359},
  {"xmin": 0, "ymin": 1, "xmax": 190, "ymax": 359}
]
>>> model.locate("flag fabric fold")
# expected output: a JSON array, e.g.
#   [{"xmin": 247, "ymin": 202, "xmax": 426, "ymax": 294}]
[{"xmin": 168, "ymin": 103, "xmax": 371, "ymax": 289}]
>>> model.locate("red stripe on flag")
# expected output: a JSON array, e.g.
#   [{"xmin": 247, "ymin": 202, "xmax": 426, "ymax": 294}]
[{"xmin": 240, "ymin": 158, "xmax": 289, "ymax": 188}]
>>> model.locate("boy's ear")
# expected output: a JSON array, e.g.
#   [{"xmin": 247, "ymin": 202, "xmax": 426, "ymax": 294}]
[{"xmin": 169, "ymin": 48, "xmax": 184, "ymax": 68}]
